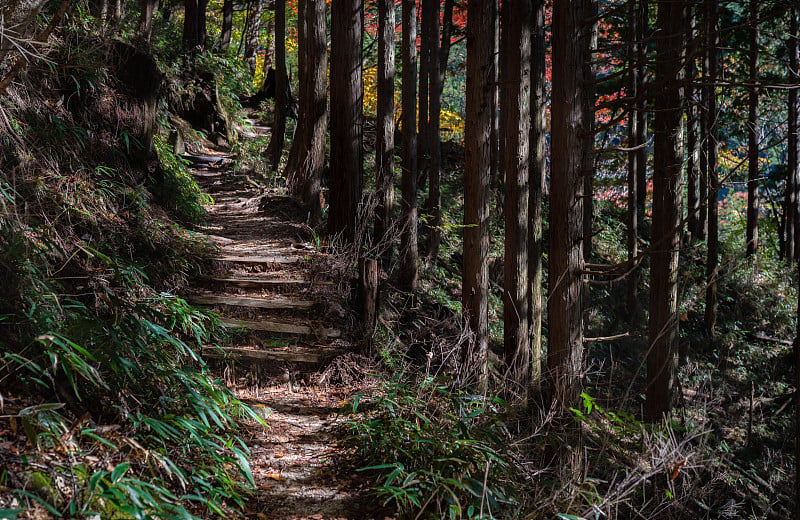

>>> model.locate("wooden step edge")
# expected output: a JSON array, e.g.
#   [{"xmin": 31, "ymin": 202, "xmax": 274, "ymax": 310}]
[
  {"xmin": 215, "ymin": 254, "xmax": 304, "ymax": 264},
  {"xmin": 219, "ymin": 317, "xmax": 342, "ymax": 338},
  {"xmin": 203, "ymin": 276, "xmax": 334, "ymax": 287},
  {"xmin": 202, "ymin": 346, "xmax": 343, "ymax": 364},
  {"xmin": 185, "ymin": 294, "xmax": 315, "ymax": 310}
]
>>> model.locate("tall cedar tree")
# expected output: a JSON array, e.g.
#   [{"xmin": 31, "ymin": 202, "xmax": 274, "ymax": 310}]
[
  {"xmin": 243, "ymin": 0, "xmax": 264, "ymax": 76},
  {"xmin": 266, "ymin": 0, "xmax": 287, "ymax": 171},
  {"xmin": 399, "ymin": 0, "xmax": 419, "ymax": 291},
  {"xmin": 502, "ymin": 0, "xmax": 531, "ymax": 392},
  {"xmin": 704, "ymin": 0, "xmax": 719, "ymax": 336},
  {"xmin": 374, "ymin": 0, "xmax": 395, "ymax": 262},
  {"xmin": 183, "ymin": 0, "xmax": 208, "ymax": 51},
  {"xmin": 219, "ymin": 0, "xmax": 233, "ymax": 51},
  {"xmin": 528, "ymin": 0, "xmax": 545, "ymax": 392},
  {"xmin": 746, "ymin": 0, "xmax": 759, "ymax": 256},
  {"xmin": 418, "ymin": 0, "xmax": 430, "ymax": 185},
  {"xmin": 424, "ymin": 0, "xmax": 442, "ymax": 260},
  {"xmin": 329, "ymin": 0, "xmax": 364, "ymax": 241},
  {"xmin": 284, "ymin": 0, "xmax": 306, "ymax": 180},
  {"xmin": 548, "ymin": 0, "xmax": 584, "ymax": 410},
  {"xmin": 463, "ymin": 0, "xmax": 492, "ymax": 391},
  {"xmin": 582, "ymin": 0, "xmax": 597, "ymax": 261},
  {"xmin": 139, "ymin": 0, "xmax": 156, "ymax": 41},
  {"xmin": 635, "ymin": 1, "xmax": 648, "ymax": 223},
  {"xmin": 686, "ymin": 3, "xmax": 702, "ymax": 241},
  {"xmin": 627, "ymin": 0, "xmax": 641, "ymax": 320},
  {"xmin": 788, "ymin": 6, "xmax": 800, "ymax": 261},
  {"xmin": 647, "ymin": 0, "xmax": 685, "ymax": 421}
]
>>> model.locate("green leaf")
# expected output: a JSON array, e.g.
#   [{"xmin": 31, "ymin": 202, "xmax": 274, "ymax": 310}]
[{"xmin": 110, "ymin": 462, "xmax": 130, "ymax": 483}]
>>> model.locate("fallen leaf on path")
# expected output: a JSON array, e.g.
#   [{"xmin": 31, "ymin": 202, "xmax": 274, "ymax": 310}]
[{"xmin": 265, "ymin": 473, "xmax": 281, "ymax": 480}]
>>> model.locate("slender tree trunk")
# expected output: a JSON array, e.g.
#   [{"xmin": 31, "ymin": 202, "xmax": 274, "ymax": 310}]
[
  {"xmin": 425, "ymin": 0, "xmax": 442, "ymax": 260},
  {"xmin": 626, "ymin": 0, "xmax": 640, "ymax": 321},
  {"xmin": 528, "ymin": 0, "xmax": 545, "ymax": 393},
  {"xmin": 139, "ymin": 0, "xmax": 157, "ymax": 41},
  {"xmin": 244, "ymin": 0, "xmax": 264, "ymax": 77},
  {"xmin": 746, "ymin": 0, "xmax": 760, "ymax": 257},
  {"xmin": 490, "ymin": 0, "xmax": 501, "ymax": 209},
  {"xmin": 502, "ymin": 0, "xmax": 531, "ymax": 394},
  {"xmin": 219, "ymin": 0, "xmax": 233, "ymax": 51},
  {"xmin": 183, "ymin": 0, "xmax": 207, "ymax": 51},
  {"xmin": 647, "ymin": 0, "xmax": 685, "ymax": 422},
  {"xmin": 698, "ymin": 26, "xmax": 709, "ymax": 241},
  {"xmin": 463, "ymin": 0, "xmax": 492, "ymax": 391},
  {"xmin": 439, "ymin": 0, "xmax": 454, "ymax": 94},
  {"xmin": 636, "ymin": 0, "xmax": 648, "ymax": 223},
  {"xmin": 375, "ymin": 0, "xmax": 396, "ymax": 264},
  {"xmin": 788, "ymin": 6, "xmax": 800, "ymax": 262},
  {"xmin": 267, "ymin": 0, "xmax": 287, "ymax": 171},
  {"xmin": 418, "ymin": 0, "xmax": 431, "ymax": 187},
  {"xmin": 582, "ymin": 0, "xmax": 597, "ymax": 261},
  {"xmin": 687, "ymin": 3, "xmax": 701, "ymax": 241},
  {"xmin": 284, "ymin": 0, "xmax": 306, "ymax": 180},
  {"xmin": 329, "ymin": 0, "xmax": 364, "ymax": 241},
  {"xmin": 549, "ymin": 0, "xmax": 584, "ymax": 411},
  {"xmin": 298, "ymin": 0, "xmax": 327, "ymax": 221},
  {"xmin": 704, "ymin": 0, "xmax": 719, "ymax": 337},
  {"xmin": 399, "ymin": 0, "xmax": 419, "ymax": 291}
]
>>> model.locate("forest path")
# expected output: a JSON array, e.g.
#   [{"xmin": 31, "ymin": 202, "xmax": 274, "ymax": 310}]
[{"xmin": 181, "ymin": 141, "xmax": 389, "ymax": 520}]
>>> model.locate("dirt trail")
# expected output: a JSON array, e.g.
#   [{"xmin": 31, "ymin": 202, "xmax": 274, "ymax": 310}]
[{"xmin": 182, "ymin": 143, "xmax": 390, "ymax": 520}]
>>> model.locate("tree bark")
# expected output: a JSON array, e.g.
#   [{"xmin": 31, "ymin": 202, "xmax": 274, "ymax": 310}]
[
  {"xmin": 219, "ymin": 0, "xmax": 233, "ymax": 51},
  {"xmin": 635, "ymin": 0, "xmax": 648, "ymax": 224},
  {"xmin": 788, "ymin": 6, "xmax": 800, "ymax": 262},
  {"xmin": 139, "ymin": 0, "xmax": 157, "ymax": 41},
  {"xmin": 329, "ymin": 0, "xmax": 364, "ymax": 241},
  {"xmin": 528, "ymin": 0, "xmax": 545, "ymax": 394},
  {"xmin": 418, "ymin": 0, "xmax": 431, "ymax": 186},
  {"xmin": 647, "ymin": 0, "xmax": 685, "ymax": 422},
  {"xmin": 746, "ymin": 0, "xmax": 760, "ymax": 257},
  {"xmin": 463, "ymin": 0, "xmax": 492, "ymax": 391},
  {"xmin": 182, "ymin": 0, "xmax": 208, "ymax": 52},
  {"xmin": 425, "ymin": 0, "xmax": 442, "ymax": 260},
  {"xmin": 266, "ymin": 0, "xmax": 287, "ymax": 171},
  {"xmin": 548, "ymin": 0, "xmax": 584, "ymax": 411},
  {"xmin": 704, "ymin": 0, "xmax": 719, "ymax": 337},
  {"xmin": 582, "ymin": 0, "xmax": 597, "ymax": 260},
  {"xmin": 374, "ymin": 0, "xmax": 396, "ymax": 264},
  {"xmin": 626, "ymin": 0, "xmax": 640, "ymax": 321},
  {"xmin": 502, "ymin": 0, "xmax": 531, "ymax": 394},
  {"xmin": 399, "ymin": 0, "xmax": 419, "ymax": 291},
  {"xmin": 244, "ymin": 0, "xmax": 264, "ymax": 77},
  {"xmin": 686, "ymin": 3, "xmax": 702, "ymax": 241}
]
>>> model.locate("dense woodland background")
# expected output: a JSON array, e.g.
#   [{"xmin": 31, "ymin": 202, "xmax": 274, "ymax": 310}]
[{"xmin": 2, "ymin": 0, "xmax": 800, "ymax": 518}]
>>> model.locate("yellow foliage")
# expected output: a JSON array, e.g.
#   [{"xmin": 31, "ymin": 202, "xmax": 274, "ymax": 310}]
[{"xmin": 362, "ymin": 66, "xmax": 464, "ymax": 139}]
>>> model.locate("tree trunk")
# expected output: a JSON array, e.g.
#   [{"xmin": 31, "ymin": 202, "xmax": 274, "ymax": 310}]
[
  {"xmin": 439, "ymin": 0, "xmax": 454, "ymax": 94},
  {"xmin": 425, "ymin": 0, "xmax": 442, "ymax": 261},
  {"xmin": 182, "ymin": 0, "xmax": 207, "ymax": 51},
  {"xmin": 636, "ymin": 0, "xmax": 648, "ymax": 224},
  {"xmin": 686, "ymin": 3, "xmax": 701, "ymax": 241},
  {"xmin": 329, "ymin": 0, "xmax": 364, "ymax": 242},
  {"xmin": 298, "ymin": 0, "xmax": 327, "ymax": 221},
  {"xmin": 284, "ymin": 0, "xmax": 306, "ymax": 181},
  {"xmin": 418, "ymin": 0, "xmax": 431, "ymax": 186},
  {"xmin": 647, "ymin": 0, "xmax": 685, "ymax": 422},
  {"xmin": 626, "ymin": 0, "xmax": 640, "ymax": 321},
  {"xmin": 502, "ymin": 0, "xmax": 531, "ymax": 395},
  {"xmin": 374, "ymin": 0, "xmax": 396, "ymax": 264},
  {"xmin": 528, "ymin": 0, "xmax": 545, "ymax": 394},
  {"xmin": 139, "ymin": 0, "xmax": 157, "ymax": 41},
  {"xmin": 399, "ymin": 0, "xmax": 419, "ymax": 291},
  {"xmin": 582, "ymin": 0, "xmax": 597, "ymax": 261},
  {"xmin": 244, "ymin": 0, "xmax": 264, "ymax": 77},
  {"xmin": 746, "ymin": 0, "xmax": 759, "ymax": 257},
  {"xmin": 548, "ymin": 0, "xmax": 584, "ymax": 411},
  {"xmin": 219, "ymin": 0, "xmax": 233, "ymax": 51},
  {"xmin": 788, "ymin": 6, "xmax": 800, "ymax": 262},
  {"xmin": 463, "ymin": 0, "xmax": 492, "ymax": 391},
  {"xmin": 704, "ymin": 0, "xmax": 719, "ymax": 337},
  {"xmin": 267, "ymin": 0, "xmax": 287, "ymax": 171}
]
